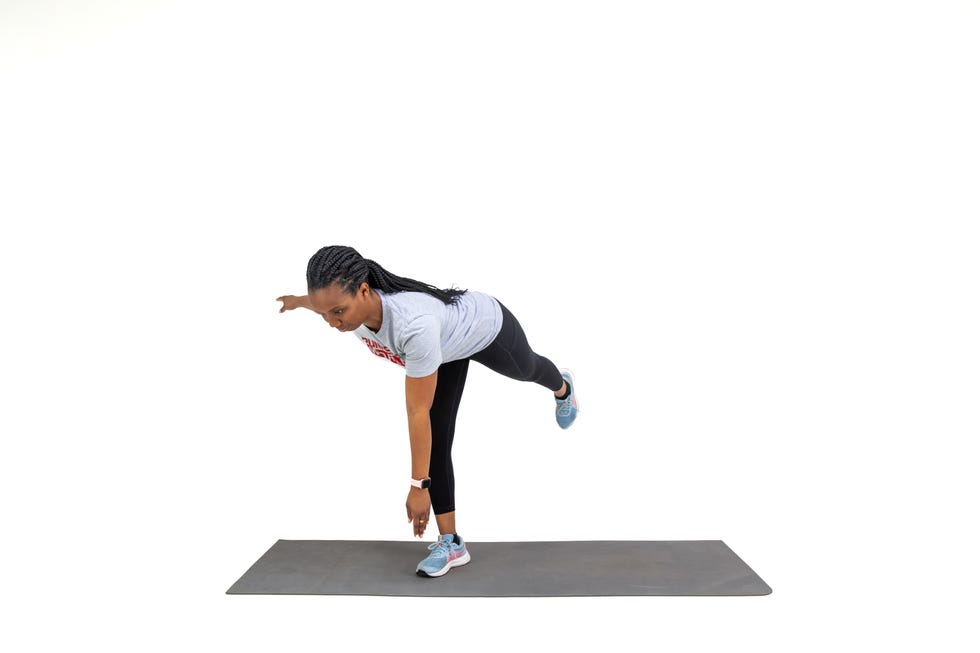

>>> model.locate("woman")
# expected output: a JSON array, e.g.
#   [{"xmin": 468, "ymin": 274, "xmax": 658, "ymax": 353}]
[{"xmin": 276, "ymin": 245, "xmax": 579, "ymax": 578}]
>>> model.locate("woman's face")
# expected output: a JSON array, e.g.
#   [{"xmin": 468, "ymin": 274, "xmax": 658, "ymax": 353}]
[{"xmin": 309, "ymin": 282, "xmax": 372, "ymax": 332}]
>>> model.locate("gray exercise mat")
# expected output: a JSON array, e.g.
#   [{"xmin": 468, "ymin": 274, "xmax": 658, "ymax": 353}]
[{"xmin": 226, "ymin": 539, "xmax": 771, "ymax": 596}]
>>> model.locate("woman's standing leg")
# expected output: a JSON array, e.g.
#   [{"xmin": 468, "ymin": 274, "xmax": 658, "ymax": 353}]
[{"xmin": 427, "ymin": 357, "xmax": 469, "ymax": 536}]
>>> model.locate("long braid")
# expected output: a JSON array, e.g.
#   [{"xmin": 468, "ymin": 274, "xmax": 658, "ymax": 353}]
[{"xmin": 306, "ymin": 245, "xmax": 468, "ymax": 305}]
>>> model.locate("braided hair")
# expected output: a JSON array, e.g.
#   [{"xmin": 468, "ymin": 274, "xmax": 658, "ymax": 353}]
[{"xmin": 306, "ymin": 245, "xmax": 468, "ymax": 305}]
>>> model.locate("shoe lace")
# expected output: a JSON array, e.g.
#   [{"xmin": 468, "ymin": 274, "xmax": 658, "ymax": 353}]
[
  {"xmin": 427, "ymin": 540, "xmax": 452, "ymax": 557},
  {"xmin": 556, "ymin": 393, "xmax": 574, "ymax": 417}
]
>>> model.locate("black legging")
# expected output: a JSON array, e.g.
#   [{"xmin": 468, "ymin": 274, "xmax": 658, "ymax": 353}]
[{"xmin": 428, "ymin": 297, "xmax": 565, "ymax": 515}]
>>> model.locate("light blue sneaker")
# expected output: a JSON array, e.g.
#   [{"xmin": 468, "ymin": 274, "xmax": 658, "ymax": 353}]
[
  {"xmin": 416, "ymin": 533, "xmax": 471, "ymax": 578},
  {"xmin": 555, "ymin": 368, "xmax": 579, "ymax": 429}
]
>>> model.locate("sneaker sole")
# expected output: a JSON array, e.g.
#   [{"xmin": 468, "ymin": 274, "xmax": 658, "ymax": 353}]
[
  {"xmin": 558, "ymin": 367, "xmax": 581, "ymax": 420},
  {"xmin": 416, "ymin": 549, "xmax": 471, "ymax": 578},
  {"xmin": 560, "ymin": 368, "xmax": 579, "ymax": 405}
]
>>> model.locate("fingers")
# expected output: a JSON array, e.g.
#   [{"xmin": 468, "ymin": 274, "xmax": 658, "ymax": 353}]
[
  {"xmin": 276, "ymin": 296, "xmax": 290, "ymax": 313},
  {"xmin": 406, "ymin": 494, "xmax": 430, "ymax": 537},
  {"xmin": 407, "ymin": 512, "xmax": 427, "ymax": 538}
]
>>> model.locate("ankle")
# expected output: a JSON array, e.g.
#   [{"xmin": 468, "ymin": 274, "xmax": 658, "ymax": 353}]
[{"xmin": 555, "ymin": 381, "xmax": 570, "ymax": 400}]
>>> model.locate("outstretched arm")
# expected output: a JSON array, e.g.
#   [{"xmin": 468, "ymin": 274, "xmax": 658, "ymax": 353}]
[{"xmin": 276, "ymin": 294, "xmax": 314, "ymax": 312}]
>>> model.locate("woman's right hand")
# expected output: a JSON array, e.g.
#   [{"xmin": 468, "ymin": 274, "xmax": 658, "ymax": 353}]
[{"xmin": 276, "ymin": 295, "xmax": 302, "ymax": 312}]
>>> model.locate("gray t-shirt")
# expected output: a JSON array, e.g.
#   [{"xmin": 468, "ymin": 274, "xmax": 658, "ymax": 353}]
[{"xmin": 352, "ymin": 288, "xmax": 504, "ymax": 377}]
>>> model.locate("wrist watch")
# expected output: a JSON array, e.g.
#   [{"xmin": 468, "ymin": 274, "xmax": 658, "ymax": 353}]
[{"xmin": 410, "ymin": 477, "xmax": 431, "ymax": 489}]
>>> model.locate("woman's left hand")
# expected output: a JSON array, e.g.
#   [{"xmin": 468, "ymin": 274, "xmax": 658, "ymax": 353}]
[{"xmin": 405, "ymin": 487, "xmax": 431, "ymax": 538}]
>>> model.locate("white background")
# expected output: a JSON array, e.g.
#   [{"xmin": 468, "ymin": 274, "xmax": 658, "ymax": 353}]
[{"xmin": 2, "ymin": 1, "xmax": 978, "ymax": 650}]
